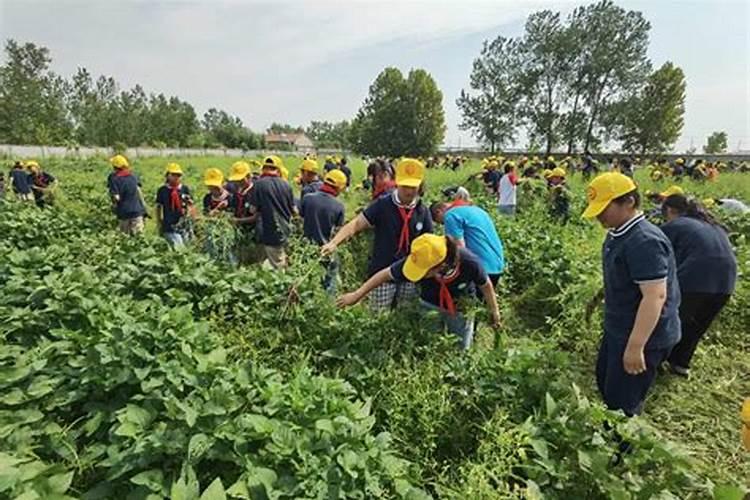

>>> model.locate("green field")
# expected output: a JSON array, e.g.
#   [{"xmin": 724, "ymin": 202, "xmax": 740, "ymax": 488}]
[{"xmin": 1, "ymin": 154, "xmax": 748, "ymax": 498}]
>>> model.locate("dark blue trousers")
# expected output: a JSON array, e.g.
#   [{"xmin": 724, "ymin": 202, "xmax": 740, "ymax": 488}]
[{"xmin": 596, "ymin": 335, "xmax": 671, "ymax": 416}]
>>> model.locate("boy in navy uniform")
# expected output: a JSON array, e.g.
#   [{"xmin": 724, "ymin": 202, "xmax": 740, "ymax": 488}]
[
  {"xmin": 583, "ymin": 172, "xmax": 681, "ymax": 416},
  {"xmin": 108, "ymin": 155, "xmax": 147, "ymax": 235},
  {"xmin": 155, "ymin": 162, "xmax": 195, "ymax": 247},
  {"xmin": 27, "ymin": 161, "xmax": 56, "ymax": 208},
  {"xmin": 322, "ymin": 158, "xmax": 433, "ymax": 311},
  {"xmin": 299, "ymin": 159, "xmax": 323, "ymax": 203},
  {"xmin": 248, "ymin": 156, "xmax": 296, "ymax": 269},
  {"xmin": 301, "ymin": 169, "xmax": 347, "ymax": 293}
]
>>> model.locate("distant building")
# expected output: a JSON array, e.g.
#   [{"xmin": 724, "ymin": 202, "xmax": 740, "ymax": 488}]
[{"xmin": 264, "ymin": 132, "xmax": 315, "ymax": 153}]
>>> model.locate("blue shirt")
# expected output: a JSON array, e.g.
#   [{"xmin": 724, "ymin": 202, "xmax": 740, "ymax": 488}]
[
  {"xmin": 660, "ymin": 216, "xmax": 737, "ymax": 295},
  {"xmin": 362, "ymin": 192, "xmax": 433, "ymax": 276},
  {"xmin": 390, "ymin": 247, "xmax": 488, "ymax": 310},
  {"xmin": 249, "ymin": 176, "xmax": 295, "ymax": 246},
  {"xmin": 300, "ymin": 190, "xmax": 345, "ymax": 245},
  {"xmin": 444, "ymin": 205, "xmax": 505, "ymax": 275},
  {"xmin": 602, "ymin": 214, "xmax": 681, "ymax": 349},
  {"xmin": 107, "ymin": 172, "xmax": 146, "ymax": 220}
]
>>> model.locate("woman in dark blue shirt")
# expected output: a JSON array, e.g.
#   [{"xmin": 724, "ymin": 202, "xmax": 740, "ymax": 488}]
[
  {"xmin": 583, "ymin": 172, "xmax": 681, "ymax": 416},
  {"xmin": 660, "ymin": 195, "xmax": 737, "ymax": 377}
]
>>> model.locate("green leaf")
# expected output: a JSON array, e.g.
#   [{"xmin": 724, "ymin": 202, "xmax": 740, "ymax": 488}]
[
  {"xmin": 226, "ymin": 478, "xmax": 249, "ymax": 499},
  {"xmin": 713, "ymin": 484, "xmax": 747, "ymax": 500},
  {"xmin": 200, "ymin": 477, "xmax": 226, "ymax": 500},
  {"xmin": 47, "ymin": 470, "xmax": 74, "ymax": 493},
  {"xmin": 314, "ymin": 419, "xmax": 334, "ymax": 433},
  {"xmin": 130, "ymin": 469, "xmax": 164, "ymax": 493},
  {"xmin": 544, "ymin": 392, "xmax": 557, "ymax": 417},
  {"xmin": 188, "ymin": 433, "xmax": 212, "ymax": 462}
]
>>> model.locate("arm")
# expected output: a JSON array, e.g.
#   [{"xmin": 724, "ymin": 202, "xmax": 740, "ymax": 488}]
[
  {"xmin": 336, "ymin": 267, "xmax": 393, "ymax": 307},
  {"xmin": 623, "ymin": 281, "xmax": 668, "ymax": 375},
  {"xmin": 155, "ymin": 205, "xmax": 164, "ymax": 234},
  {"xmin": 479, "ymin": 279, "xmax": 501, "ymax": 327},
  {"xmin": 321, "ymin": 213, "xmax": 370, "ymax": 256}
]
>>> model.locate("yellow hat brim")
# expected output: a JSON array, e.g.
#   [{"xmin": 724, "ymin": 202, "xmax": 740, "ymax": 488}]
[
  {"xmin": 227, "ymin": 173, "xmax": 245, "ymax": 181},
  {"xmin": 396, "ymin": 178, "xmax": 422, "ymax": 188},
  {"xmin": 402, "ymin": 257, "xmax": 429, "ymax": 282},
  {"xmin": 205, "ymin": 180, "xmax": 223, "ymax": 187},
  {"xmin": 582, "ymin": 200, "xmax": 610, "ymax": 219}
]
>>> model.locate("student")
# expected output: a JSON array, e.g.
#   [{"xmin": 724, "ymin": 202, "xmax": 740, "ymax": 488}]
[
  {"xmin": 9, "ymin": 160, "xmax": 33, "ymax": 201},
  {"xmin": 481, "ymin": 160, "xmax": 501, "ymax": 196},
  {"xmin": 546, "ymin": 167, "xmax": 570, "ymax": 221},
  {"xmin": 338, "ymin": 157, "xmax": 352, "ymax": 189},
  {"xmin": 108, "ymin": 155, "xmax": 147, "ymax": 235},
  {"xmin": 0, "ymin": 172, "xmax": 5, "ymax": 199},
  {"xmin": 248, "ymin": 155, "xmax": 296, "ymax": 269},
  {"xmin": 660, "ymin": 195, "xmax": 737, "ymax": 376},
  {"xmin": 583, "ymin": 172, "xmax": 681, "ymax": 416},
  {"xmin": 430, "ymin": 199, "xmax": 505, "ymax": 289},
  {"xmin": 336, "ymin": 234, "xmax": 501, "ymax": 350},
  {"xmin": 498, "ymin": 161, "xmax": 518, "ymax": 215},
  {"xmin": 202, "ymin": 168, "xmax": 234, "ymax": 216},
  {"xmin": 301, "ymin": 169, "xmax": 347, "ymax": 294},
  {"xmin": 367, "ymin": 159, "xmax": 396, "ymax": 200},
  {"xmin": 27, "ymin": 161, "xmax": 56, "ymax": 208},
  {"xmin": 583, "ymin": 172, "xmax": 680, "ymax": 416},
  {"xmin": 155, "ymin": 163, "xmax": 195, "ymax": 247},
  {"xmin": 322, "ymin": 158, "xmax": 433, "ymax": 311},
  {"xmin": 225, "ymin": 161, "xmax": 254, "ymax": 224},
  {"xmin": 299, "ymin": 159, "xmax": 323, "ymax": 202}
]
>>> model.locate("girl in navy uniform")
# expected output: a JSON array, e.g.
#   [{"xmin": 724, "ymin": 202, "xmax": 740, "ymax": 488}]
[
  {"xmin": 660, "ymin": 195, "xmax": 737, "ymax": 377},
  {"xmin": 583, "ymin": 172, "xmax": 681, "ymax": 416},
  {"xmin": 27, "ymin": 161, "xmax": 56, "ymax": 208}
]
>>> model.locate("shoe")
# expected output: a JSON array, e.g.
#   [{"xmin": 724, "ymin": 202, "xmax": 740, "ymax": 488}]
[{"xmin": 667, "ymin": 363, "xmax": 690, "ymax": 378}]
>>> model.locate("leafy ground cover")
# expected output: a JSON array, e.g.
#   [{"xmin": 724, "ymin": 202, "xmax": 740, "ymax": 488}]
[{"xmin": 0, "ymin": 155, "xmax": 747, "ymax": 499}]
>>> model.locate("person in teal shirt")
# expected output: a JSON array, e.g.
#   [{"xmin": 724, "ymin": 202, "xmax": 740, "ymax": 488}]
[{"xmin": 431, "ymin": 199, "xmax": 505, "ymax": 287}]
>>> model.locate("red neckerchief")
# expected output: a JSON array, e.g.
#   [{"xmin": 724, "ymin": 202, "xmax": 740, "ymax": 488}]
[
  {"xmin": 372, "ymin": 179, "xmax": 396, "ymax": 200},
  {"xmin": 435, "ymin": 260, "xmax": 462, "ymax": 316},
  {"xmin": 397, "ymin": 206, "xmax": 414, "ymax": 255},
  {"xmin": 234, "ymin": 182, "xmax": 252, "ymax": 217},
  {"xmin": 320, "ymin": 183, "xmax": 338, "ymax": 196},
  {"xmin": 114, "ymin": 168, "xmax": 131, "ymax": 178},
  {"xmin": 167, "ymin": 181, "xmax": 183, "ymax": 212},
  {"xmin": 261, "ymin": 171, "xmax": 280, "ymax": 178},
  {"xmin": 32, "ymin": 173, "xmax": 48, "ymax": 187},
  {"xmin": 447, "ymin": 199, "xmax": 472, "ymax": 210}
]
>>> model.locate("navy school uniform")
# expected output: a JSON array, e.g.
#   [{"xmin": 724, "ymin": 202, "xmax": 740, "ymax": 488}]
[
  {"xmin": 300, "ymin": 189, "xmax": 345, "ymax": 246},
  {"xmin": 202, "ymin": 191, "xmax": 236, "ymax": 215},
  {"xmin": 30, "ymin": 172, "xmax": 55, "ymax": 206},
  {"xmin": 361, "ymin": 191, "xmax": 433, "ymax": 277},
  {"xmin": 108, "ymin": 172, "xmax": 146, "ymax": 220},
  {"xmin": 155, "ymin": 184, "xmax": 193, "ymax": 233},
  {"xmin": 248, "ymin": 175, "xmax": 295, "ymax": 247},
  {"xmin": 598, "ymin": 213, "xmax": 681, "ymax": 416},
  {"xmin": 10, "ymin": 168, "xmax": 32, "ymax": 194},
  {"xmin": 390, "ymin": 247, "xmax": 489, "ymax": 312}
]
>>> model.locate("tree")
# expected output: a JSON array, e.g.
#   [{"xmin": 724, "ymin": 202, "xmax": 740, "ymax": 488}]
[
  {"xmin": 704, "ymin": 131, "xmax": 728, "ymax": 154},
  {"xmin": 568, "ymin": 0, "xmax": 651, "ymax": 151},
  {"xmin": 351, "ymin": 67, "xmax": 445, "ymax": 157},
  {"xmin": 0, "ymin": 40, "xmax": 72, "ymax": 144},
  {"xmin": 307, "ymin": 120, "xmax": 352, "ymax": 149},
  {"xmin": 518, "ymin": 11, "xmax": 574, "ymax": 154},
  {"xmin": 457, "ymin": 37, "xmax": 522, "ymax": 153},
  {"xmin": 267, "ymin": 123, "xmax": 305, "ymax": 135},
  {"xmin": 202, "ymin": 108, "xmax": 261, "ymax": 150},
  {"xmin": 617, "ymin": 62, "xmax": 686, "ymax": 154}
]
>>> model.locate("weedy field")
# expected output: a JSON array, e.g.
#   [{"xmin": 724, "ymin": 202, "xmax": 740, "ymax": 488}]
[{"xmin": 0, "ymin": 155, "xmax": 747, "ymax": 499}]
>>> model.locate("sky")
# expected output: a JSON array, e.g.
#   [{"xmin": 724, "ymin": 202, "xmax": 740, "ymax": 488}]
[{"xmin": 1, "ymin": 0, "xmax": 748, "ymax": 152}]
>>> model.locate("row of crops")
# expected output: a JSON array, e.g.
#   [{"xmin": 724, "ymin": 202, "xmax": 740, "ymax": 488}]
[{"xmin": 0, "ymin": 156, "xmax": 747, "ymax": 498}]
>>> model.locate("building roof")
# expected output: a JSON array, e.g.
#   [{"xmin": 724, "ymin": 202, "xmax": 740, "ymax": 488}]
[{"xmin": 264, "ymin": 132, "xmax": 309, "ymax": 144}]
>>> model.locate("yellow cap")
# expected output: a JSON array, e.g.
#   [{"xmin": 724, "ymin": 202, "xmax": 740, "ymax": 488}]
[
  {"xmin": 402, "ymin": 234, "xmax": 447, "ymax": 282},
  {"xmin": 228, "ymin": 161, "xmax": 251, "ymax": 181},
  {"xmin": 280, "ymin": 166, "xmax": 289, "ymax": 181},
  {"xmin": 165, "ymin": 162, "xmax": 183, "ymax": 175},
  {"xmin": 702, "ymin": 198, "xmax": 716, "ymax": 208},
  {"xmin": 204, "ymin": 168, "xmax": 224, "ymax": 187},
  {"xmin": 301, "ymin": 159, "xmax": 319, "ymax": 173},
  {"xmin": 547, "ymin": 156, "xmax": 555, "ymax": 162},
  {"xmin": 395, "ymin": 158, "xmax": 425, "ymax": 188},
  {"xmin": 487, "ymin": 160, "xmax": 499, "ymax": 170},
  {"xmin": 324, "ymin": 169, "xmax": 347, "ymax": 191},
  {"xmin": 542, "ymin": 169, "xmax": 553, "ymax": 178},
  {"xmin": 660, "ymin": 185, "xmax": 684, "ymax": 198},
  {"xmin": 263, "ymin": 155, "xmax": 284, "ymax": 169},
  {"xmin": 110, "ymin": 154, "xmax": 129, "ymax": 169},
  {"xmin": 550, "ymin": 167, "xmax": 566, "ymax": 178},
  {"xmin": 582, "ymin": 172, "xmax": 637, "ymax": 218},
  {"xmin": 742, "ymin": 398, "xmax": 750, "ymax": 424},
  {"xmin": 25, "ymin": 160, "xmax": 40, "ymax": 169},
  {"xmin": 676, "ymin": 158, "xmax": 685, "ymax": 165}
]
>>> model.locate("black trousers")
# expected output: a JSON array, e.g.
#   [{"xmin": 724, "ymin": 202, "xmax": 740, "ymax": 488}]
[{"xmin": 668, "ymin": 292, "xmax": 731, "ymax": 369}]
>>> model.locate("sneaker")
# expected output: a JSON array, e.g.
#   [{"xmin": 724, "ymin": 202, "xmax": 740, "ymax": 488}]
[{"xmin": 668, "ymin": 363, "xmax": 690, "ymax": 378}]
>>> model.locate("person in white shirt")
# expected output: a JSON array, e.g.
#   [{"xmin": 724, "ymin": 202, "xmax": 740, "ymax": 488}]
[
  {"xmin": 715, "ymin": 198, "xmax": 749, "ymax": 214},
  {"xmin": 498, "ymin": 162, "xmax": 518, "ymax": 215}
]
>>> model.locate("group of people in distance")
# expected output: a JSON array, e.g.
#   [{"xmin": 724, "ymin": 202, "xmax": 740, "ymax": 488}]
[
  {"xmin": 3, "ymin": 152, "xmax": 743, "ymax": 422},
  {"xmin": 2, "ymin": 160, "xmax": 57, "ymax": 207}
]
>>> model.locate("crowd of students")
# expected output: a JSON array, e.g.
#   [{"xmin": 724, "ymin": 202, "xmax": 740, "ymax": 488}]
[{"xmin": 3, "ymin": 153, "xmax": 744, "ymax": 422}]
